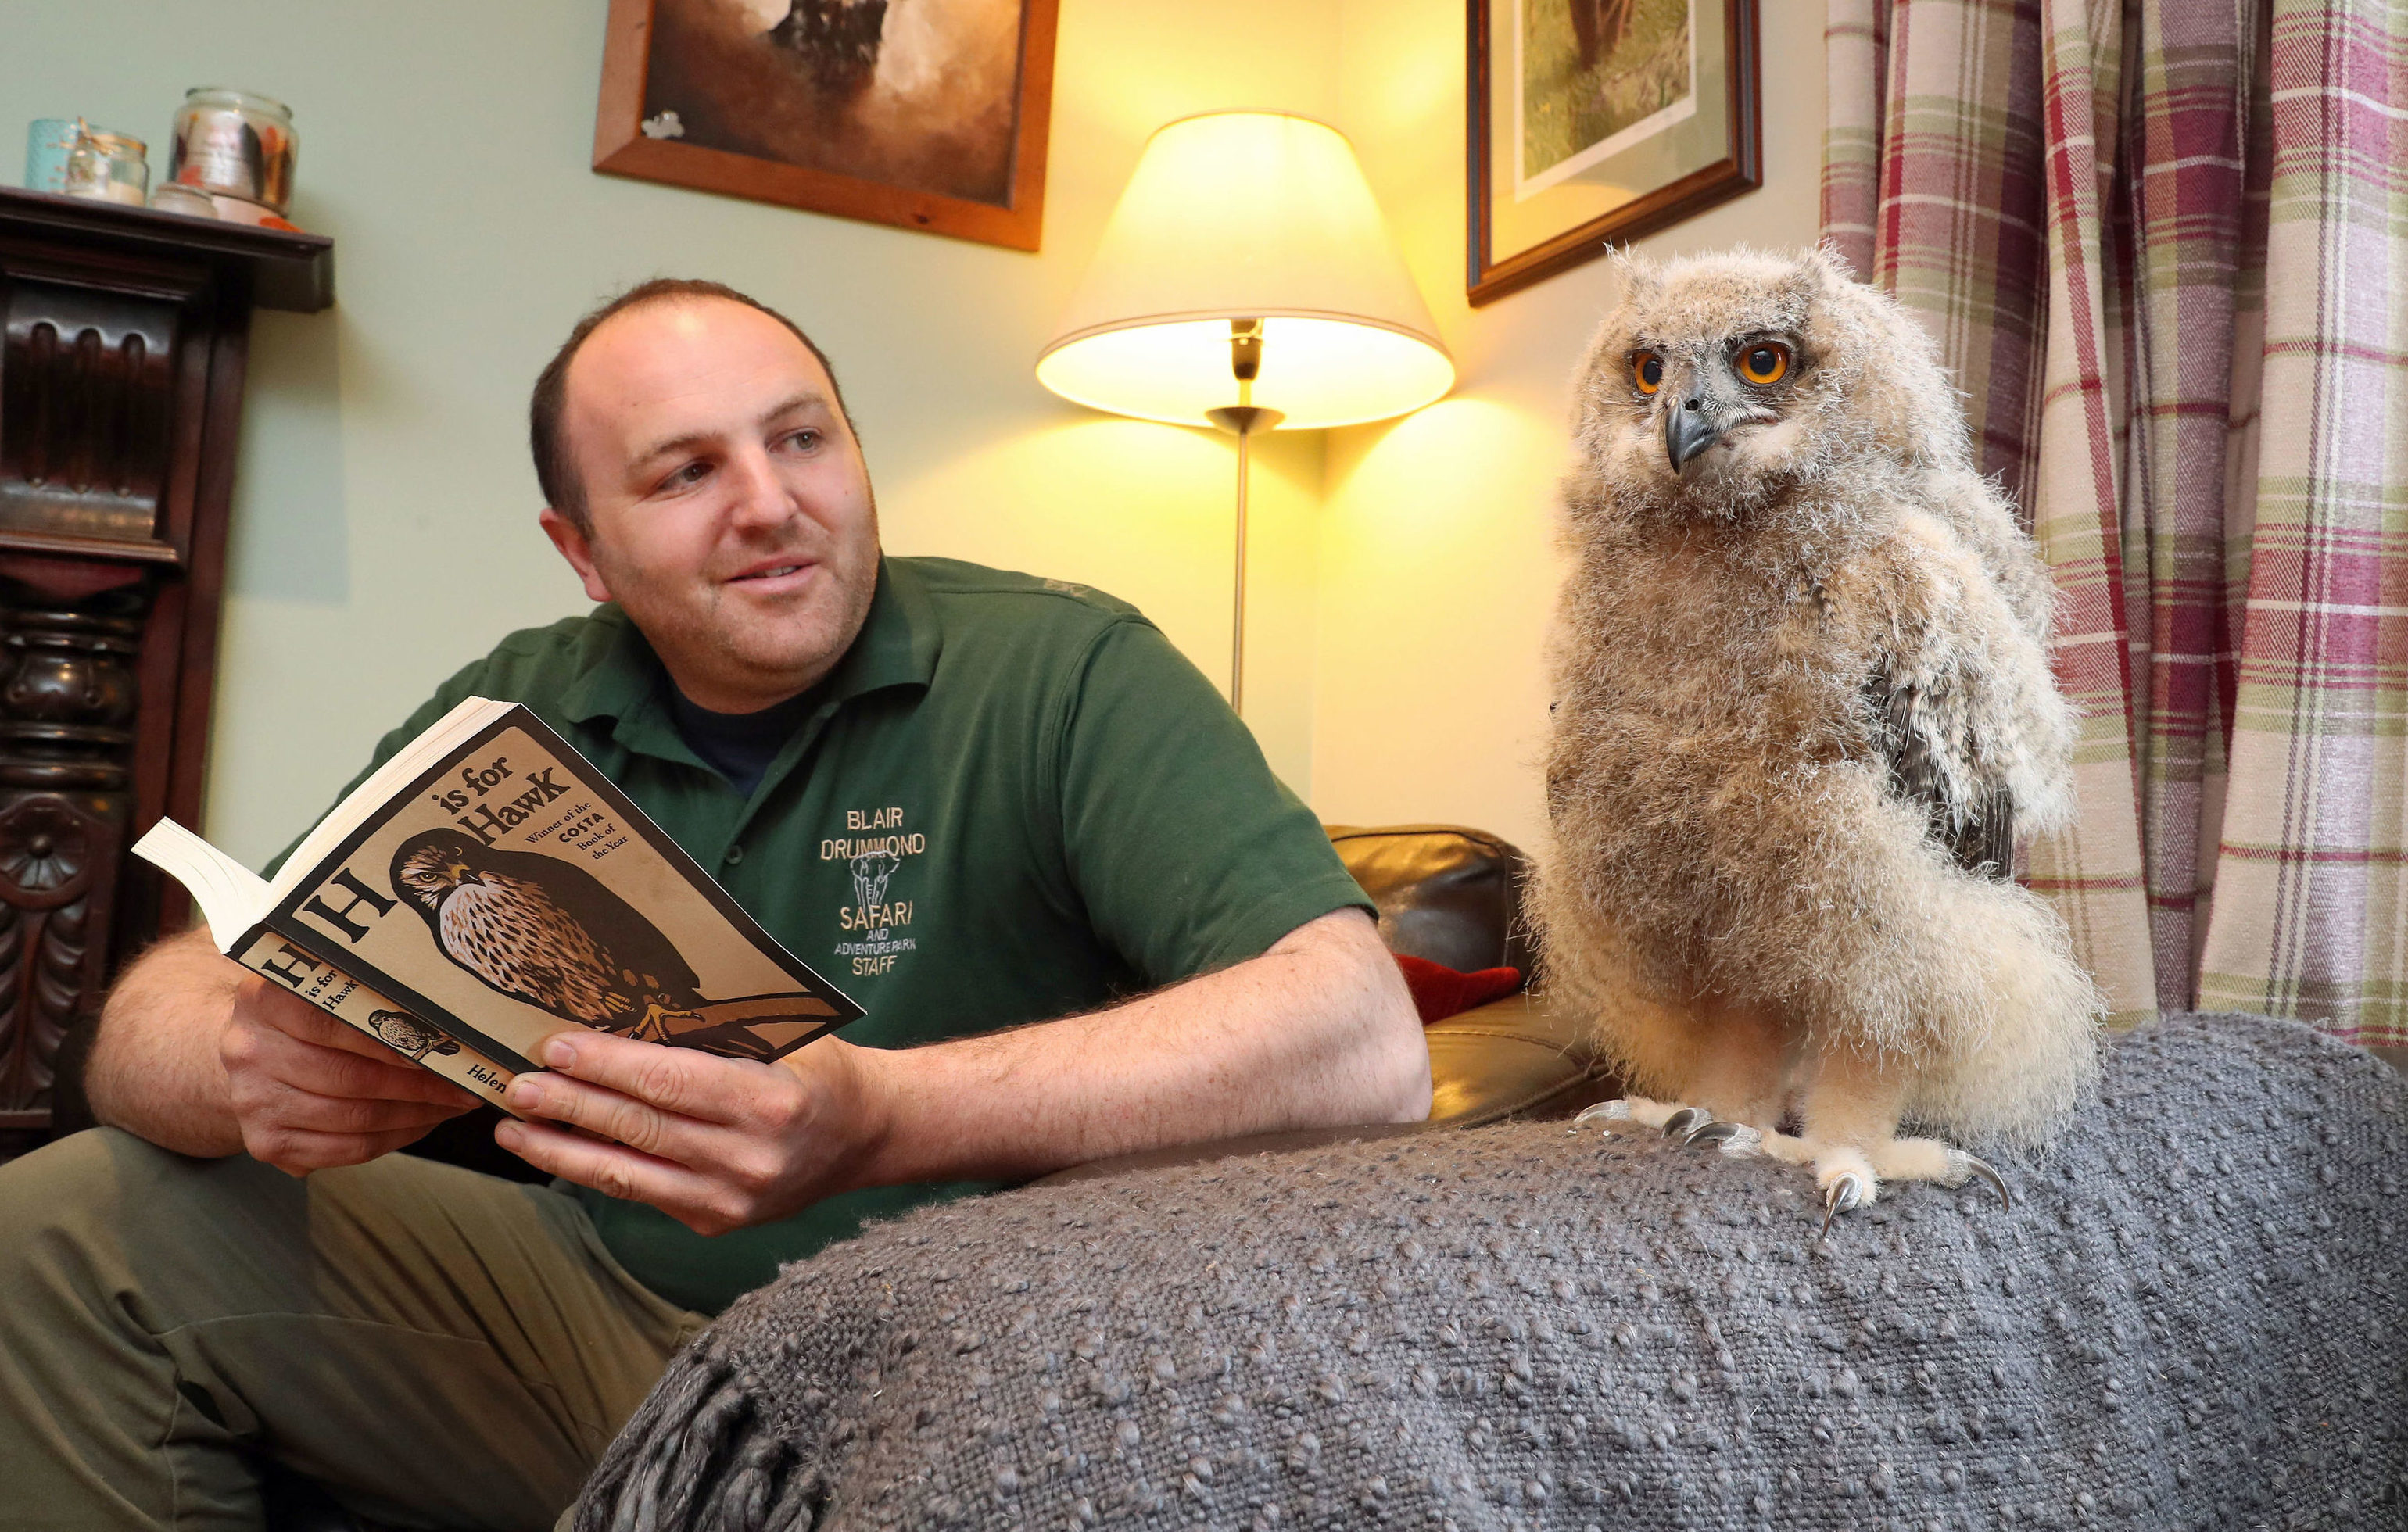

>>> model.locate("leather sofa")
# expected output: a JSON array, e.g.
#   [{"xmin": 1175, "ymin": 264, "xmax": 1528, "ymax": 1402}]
[
  {"xmin": 1324, "ymin": 822, "xmax": 1614, "ymax": 1125},
  {"xmin": 1036, "ymin": 824, "xmax": 1618, "ymax": 1188}
]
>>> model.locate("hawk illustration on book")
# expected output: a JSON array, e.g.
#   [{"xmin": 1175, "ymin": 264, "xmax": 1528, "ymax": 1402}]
[{"xmin": 389, "ymin": 829, "xmax": 798, "ymax": 1059}]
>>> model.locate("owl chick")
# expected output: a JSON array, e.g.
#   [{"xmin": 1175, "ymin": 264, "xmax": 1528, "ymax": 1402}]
[{"xmin": 1536, "ymin": 246, "xmax": 2102, "ymax": 1230}]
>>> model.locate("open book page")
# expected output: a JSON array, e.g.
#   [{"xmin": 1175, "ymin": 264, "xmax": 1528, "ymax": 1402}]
[
  {"xmin": 130, "ymin": 817, "xmax": 269, "ymax": 953},
  {"xmin": 268, "ymin": 704, "xmax": 859, "ymax": 1075}
]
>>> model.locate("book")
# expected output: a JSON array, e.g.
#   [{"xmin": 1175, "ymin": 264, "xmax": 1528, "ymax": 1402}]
[{"xmin": 134, "ymin": 696, "xmax": 863, "ymax": 1114}]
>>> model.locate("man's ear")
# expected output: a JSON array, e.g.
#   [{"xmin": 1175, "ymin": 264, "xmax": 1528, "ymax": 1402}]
[{"xmin": 538, "ymin": 507, "xmax": 615, "ymax": 604}]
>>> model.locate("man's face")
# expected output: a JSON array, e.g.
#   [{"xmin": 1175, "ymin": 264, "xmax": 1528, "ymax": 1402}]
[{"xmin": 539, "ymin": 299, "xmax": 879, "ymax": 713}]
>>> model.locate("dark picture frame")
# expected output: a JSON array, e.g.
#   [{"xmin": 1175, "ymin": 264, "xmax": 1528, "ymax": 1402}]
[
  {"xmin": 593, "ymin": 0, "xmax": 1059, "ymax": 251},
  {"xmin": 1467, "ymin": 0, "xmax": 1760, "ymax": 306}
]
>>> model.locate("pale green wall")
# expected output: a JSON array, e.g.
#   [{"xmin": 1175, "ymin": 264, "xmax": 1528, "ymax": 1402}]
[{"xmin": 2, "ymin": 0, "xmax": 1338, "ymax": 866}]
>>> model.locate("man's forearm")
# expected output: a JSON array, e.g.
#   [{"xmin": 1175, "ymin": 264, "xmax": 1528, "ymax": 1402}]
[
  {"xmin": 84, "ymin": 927, "xmax": 247, "ymax": 1158},
  {"xmin": 846, "ymin": 908, "xmax": 1429, "ymax": 1189}
]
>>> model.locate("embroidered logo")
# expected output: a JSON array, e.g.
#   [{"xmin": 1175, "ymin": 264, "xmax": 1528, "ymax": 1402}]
[
  {"xmin": 849, "ymin": 849, "xmax": 900, "ymax": 914},
  {"xmin": 822, "ymin": 807, "xmax": 919, "ymax": 978}
]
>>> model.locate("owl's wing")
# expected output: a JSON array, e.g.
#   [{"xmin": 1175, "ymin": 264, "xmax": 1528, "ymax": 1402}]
[{"xmin": 1865, "ymin": 671, "xmax": 2014, "ymax": 880}]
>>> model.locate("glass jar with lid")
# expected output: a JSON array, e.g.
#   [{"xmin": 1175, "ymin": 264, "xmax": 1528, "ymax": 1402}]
[
  {"xmin": 62, "ymin": 129, "xmax": 149, "ymax": 206},
  {"xmin": 168, "ymin": 88, "xmax": 296, "ymax": 214}
]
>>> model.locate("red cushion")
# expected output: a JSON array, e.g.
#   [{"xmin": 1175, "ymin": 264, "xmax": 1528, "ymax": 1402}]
[{"xmin": 1394, "ymin": 953, "xmax": 1525, "ymax": 1025}]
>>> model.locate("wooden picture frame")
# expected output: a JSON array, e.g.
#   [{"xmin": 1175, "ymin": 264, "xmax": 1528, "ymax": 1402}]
[
  {"xmin": 594, "ymin": 0, "xmax": 1059, "ymax": 252},
  {"xmin": 1467, "ymin": 0, "xmax": 1760, "ymax": 306}
]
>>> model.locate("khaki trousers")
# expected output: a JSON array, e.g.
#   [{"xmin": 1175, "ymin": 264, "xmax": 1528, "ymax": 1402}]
[{"xmin": 0, "ymin": 1129, "xmax": 705, "ymax": 1531}]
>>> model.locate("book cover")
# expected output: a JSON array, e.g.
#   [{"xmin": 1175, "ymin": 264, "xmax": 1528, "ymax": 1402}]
[
  {"xmin": 230, "ymin": 930, "xmax": 521, "ymax": 1111},
  {"xmin": 137, "ymin": 698, "xmax": 862, "ymax": 1088},
  {"xmin": 264, "ymin": 704, "xmax": 862, "ymax": 1077}
]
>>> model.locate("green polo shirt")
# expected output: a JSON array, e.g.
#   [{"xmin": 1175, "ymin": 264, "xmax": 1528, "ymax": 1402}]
[{"xmin": 280, "ymin": 556, "xmax": 1371, "ymax": 1312}]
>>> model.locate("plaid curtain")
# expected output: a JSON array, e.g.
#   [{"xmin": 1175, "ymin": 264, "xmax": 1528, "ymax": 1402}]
[{"xmin": 1823, "ymin": 0, "xmax": 2408, "ymax": 1050}]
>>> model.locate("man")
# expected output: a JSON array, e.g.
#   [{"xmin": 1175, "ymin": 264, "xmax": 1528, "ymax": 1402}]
[{"xmin": 0, "ymin": 280, "xmax": 1428, "ymax": 1530}]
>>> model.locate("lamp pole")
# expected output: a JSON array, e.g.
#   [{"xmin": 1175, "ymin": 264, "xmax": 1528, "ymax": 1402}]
[
  {"xmin": 1204, "ymin": 318, "xmax": 1281, "ymax": 717},
  {"xmin": 1034, "ymin": 116, "xmax": 1453, "ymax": 722}
]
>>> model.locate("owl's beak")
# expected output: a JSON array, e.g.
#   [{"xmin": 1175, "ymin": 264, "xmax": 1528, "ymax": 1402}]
[{"xmin": 1664, "ymin": 396, "xmax": 1724, "ymax": 478}]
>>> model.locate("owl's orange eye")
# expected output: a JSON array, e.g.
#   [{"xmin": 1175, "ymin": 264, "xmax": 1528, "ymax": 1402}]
[
  {"xmin": 1632, "ymin": 352, "xmax": 1664, "ymax": 395},
  {"xmin": 1737, "ymin": 342, "xmax": 1790, "ymax": 385}
]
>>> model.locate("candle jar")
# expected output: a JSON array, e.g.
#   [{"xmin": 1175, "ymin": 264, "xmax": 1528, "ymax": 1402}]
[
  {"xmin": 168, "ymin": 88, "xmax": 295, "ymax": 214},
  {"xmin": 61, "ymin": 129, "xmax": 149, "ymax": 206},
  {"xmin": 24, "ymin": 119, "xmax": 82, "ymax": 192}
]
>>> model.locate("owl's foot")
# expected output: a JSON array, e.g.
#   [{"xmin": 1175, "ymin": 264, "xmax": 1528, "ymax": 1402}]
[
  {"xmin": 1582, "ymin": 1105, "xmax": 2012, "ymax": 1237},
  {"xmin": 1874, "ymin": 1136, "xmax": 2010, "ymax": 1209},
  {"xmin": 1575, "ymin": 1100, "xmax": 1793, "ymax": 1161},
  {"xmin": 1809, "ymin": 1136, "xmax": 2010, "ymax": 1238}
]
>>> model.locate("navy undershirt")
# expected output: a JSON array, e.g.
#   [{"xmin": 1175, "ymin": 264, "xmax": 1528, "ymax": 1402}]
[{"xmin": 665, "ymin": 683, "xmax": 823, "ymax": 799}]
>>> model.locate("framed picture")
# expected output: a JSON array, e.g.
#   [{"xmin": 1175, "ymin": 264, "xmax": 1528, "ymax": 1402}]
[
  {"xmin": 1467, "ymin": 0, "xmax": 1760, "ymax": 306},
  {"xmin": 593, "ymin": 0, "xmax": 1059, "ymax": 251}
]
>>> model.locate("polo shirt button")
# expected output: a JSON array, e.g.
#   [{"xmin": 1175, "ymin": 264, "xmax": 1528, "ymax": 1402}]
[{"xmin": 723, "ymin": 844, "xmax": 745, "ymax": 866}]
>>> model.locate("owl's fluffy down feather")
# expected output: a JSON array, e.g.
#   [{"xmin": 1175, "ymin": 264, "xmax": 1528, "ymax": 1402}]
[{"xmin": 1535, "ymin": 247, "xmax": 2102, "ymax": 1155}]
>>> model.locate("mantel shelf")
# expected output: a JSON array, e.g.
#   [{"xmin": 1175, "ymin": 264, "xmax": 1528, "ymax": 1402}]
[{"xmin": 0, "ymin": 185, "xmax": 334, "ymax": 313}]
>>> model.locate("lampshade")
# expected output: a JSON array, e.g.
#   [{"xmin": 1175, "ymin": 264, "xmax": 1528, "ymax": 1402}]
[{"xmin": 1037, "ymin": 112, "xmax": 1453, "ymax": 431}]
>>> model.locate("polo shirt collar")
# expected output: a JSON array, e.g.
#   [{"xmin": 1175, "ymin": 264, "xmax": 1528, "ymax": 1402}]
[
  {"xmin": 557, "ymin": 557, "xmax": 939, "ymax": 766},
  {"xmin": 825, "ymin": 556, "xmax": 941, "ymax": 700}
]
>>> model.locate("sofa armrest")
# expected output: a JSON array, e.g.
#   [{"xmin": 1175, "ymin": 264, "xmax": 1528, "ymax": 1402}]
[
  {"xmin": 1030, "ymin": 1120, "xmax": 1434, "ymax": 1187},
  {"xmin": 1031, "ymin": 990, "xmax": 1619, "ymax": 1188}
]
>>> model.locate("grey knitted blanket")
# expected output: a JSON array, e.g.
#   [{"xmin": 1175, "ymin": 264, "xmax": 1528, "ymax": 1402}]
[{"xmin": 576, "ymin": 1015, "xmax": 2407, "ymax": 1530}]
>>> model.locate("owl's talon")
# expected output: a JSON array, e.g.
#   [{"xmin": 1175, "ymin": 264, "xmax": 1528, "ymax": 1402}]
[
  {"xmin": 1661, "ymin": 1106, "xmax": 1713, "ymax": 1140},
  {"xmin": 1707, "ymin": 1122, "xmax": 1765, "ymax": 1158},
  {"xmin": 1819, "ymin": 1172, "xmax": 1866, "ymax": 1240},
  {"xmin": 1574, "ymin": 1099, "xmax": 1654, "ymax": 1137},
  {"xmin": 1948, "ymin": 1151, "xmax": 2011, "ymax": 1211},
  {"xmin": 1681, "ymin": 1118, "xmax": 1743, "ymax": 1147}
]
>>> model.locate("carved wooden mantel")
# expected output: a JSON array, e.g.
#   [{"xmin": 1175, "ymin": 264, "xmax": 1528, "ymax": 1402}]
[{"xmin": 0, "ymin": 187, "xmax": 333, "ymax": 1157}]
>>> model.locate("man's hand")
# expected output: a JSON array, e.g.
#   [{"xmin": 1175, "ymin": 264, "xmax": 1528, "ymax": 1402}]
[
  {"xmin": 220, "ymin": 975, "xmax": 482, "ymax": 1176},
  {"xmin": 494, "ymin": 1031, "xmax": 887, "ymax": 1236}
]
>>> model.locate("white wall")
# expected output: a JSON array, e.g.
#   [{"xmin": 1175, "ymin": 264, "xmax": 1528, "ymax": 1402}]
[
  {"xmin": 1313, "ymin": 0, "xmax": 1829, "ymax": 853},
  {"xmin": 2, "ymin": 1, "xmax": 1828, "ymax": 865}
]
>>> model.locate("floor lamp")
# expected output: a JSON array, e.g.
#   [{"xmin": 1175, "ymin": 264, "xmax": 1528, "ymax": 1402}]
[{"xmin": 1036, "ymin": 112, "xmax": 1453, "ymax": 716}]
